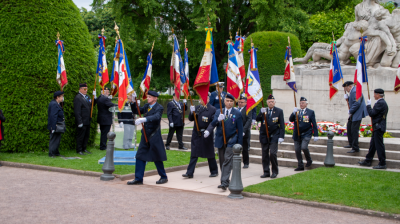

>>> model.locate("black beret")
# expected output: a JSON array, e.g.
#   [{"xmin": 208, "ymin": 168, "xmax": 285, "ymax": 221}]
[
  {"xmin": 342, "ymin": 81, "xmax": 354, "ymax": 87},
  {"xmin": 54, "ymin": 91, "xmax": 64, "ymax": 98},
  {"xmin": 267, "ymin": 94, "xmax": 275, "ymax": 100},
  {"xmin": 79, "ymin": 83, "xmax": 87, "ymax": 88},
  {"xmin": 226, "ymin": 93, "xmax": 235, "ymax": 101},
  {"xmin": 240, "ymin": 96, "xmax": 247, "ymax": 100},
  {"xmin": 104, "ymin": 87, "xmax": 110, "ymax": 91},
  {"xmin": 300, "ymin": 97, "xmax": 307, "ymax": 102},
  {"xmin": 374, "ymin": 88, "xmax": 384, "ymax": 94},
  {"xmin": 148, "ymin": 90, "xmax": 159, "ymax": 97}
]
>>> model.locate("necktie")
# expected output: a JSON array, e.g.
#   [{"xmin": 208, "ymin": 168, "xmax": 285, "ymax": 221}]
[
  {"xmin": 85, "ymin": 95, "xmax": 90, "ymax": 102},
  {"xmin": 148, "ymin": 106, "xmax": 152, "ymax": 112},
  {"xmin": 300, "ymin": 109, "xmax": 303, "ymax": 117},
  {"xmin": 225, "ymin": 109, "xmax": 229, "ymax": 118},
  {"xmin": 268, "ymin": 109, "xmax": 272, "ymax": 120}
]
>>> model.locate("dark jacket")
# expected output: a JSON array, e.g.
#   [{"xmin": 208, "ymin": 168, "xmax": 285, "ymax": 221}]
[
  {"xmin": 189, "ymin": 104, "xmax": 216, "ymax": 158},
  {"xmin": 118, "ymin": 103, "xmax": 134, "ymax": 125},
  {"xmin": 73, "ymin": 93, "xmax": 94, "ymax": 126},
  {"xmin": 211, "ymin": 107, "xmax": 243, "ymax": 148},
  {"xmin": 367, "ymin": 99, "xmax": 389, "ymax": 132},
  {"xmin": 47, "ymin": 100, "xmax": 65, "ymax": 132},
  {"xmin": 209, "ymin": 90, "xmax": 227, "ymax": 109},
  {"xmin": 237, "ymin": 106, "xmax": 252, "ymax": 135},
  {"xmin": 256, "ymin": 107, "xmax": 285, "ymax": 144},
  {"xmin": 348, "ymin": 86, "xmax": 368, "ymax": 121},
  {"xmin": 131, "ymin": 102, "xmax": 167, "ymax": 162},
  {"xmin": 0, "ymin": 109, "xmax": 5, "ymax": 141},
  {"xmin": 96, "ymin": 94, "xmax": 116, "ymax": 125},
  {"xmin": 289, "ymin": 108, "xmax": 318, "ymax": 141},
  {"xmin": 252, "ymin": 107, "xmax": 257, "ymax": 120},
  {"xmin": 167, "ymin": 100, "xmax": 187, "ymax": 127}
]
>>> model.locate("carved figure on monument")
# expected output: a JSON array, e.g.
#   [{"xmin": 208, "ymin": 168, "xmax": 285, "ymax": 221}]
[
  {"xmin": 376, "ymin": 9, "xmax": 400, "ymax": 67},
  {"xmin": 293, "ymin": 43, "xmax": 332, "ymax": 64},
  {"xmin": 355, "ymin": 0, "xmax": 383, "ymax": 22}
]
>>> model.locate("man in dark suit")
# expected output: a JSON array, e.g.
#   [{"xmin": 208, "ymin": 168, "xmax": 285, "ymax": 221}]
[
  {"xmin": 47, "ymin": 91, "xmax": 65, "ymax": 157},
  {"xmin": 73, "ymin": 83, "xmax": 96, "ymax": 155},
  {"xmin": 209, "ymin": 82, "xmax": 226, "ymax": 109},
  {"xmin": 165, "ymin": 93, "xmax": 187, "ymax": 150},
  {"xmin": 127, "ymin": 91, "xmax": 168, "ymax": 185},
  {"xmin": 343, "ymin": 81, "xmax": 368, "ymax": 153},
  {"xmin": 207, "ymin": 93, "xmax": 243, "ymax": 190},
  {"xmin": 289, "ymin": 97, "xmax": 319, "ymax": 171},
  {"xmin": 359, "ymin": 88, "xmax": 389, "ymax": 169},
  {"xmin": 96, "ymin": 87, "xmax": 116, "ymax": 150},
  {"xmin": 237, "ymin": 96, "xmax": 252, "ymax": 168},
  {"xmin": 183, "ymin": 93, "xmax": 218, "ymax": 178},
  {"xmin": 257, "ymin": 94, "xmax": 285, "ymax": 179}
]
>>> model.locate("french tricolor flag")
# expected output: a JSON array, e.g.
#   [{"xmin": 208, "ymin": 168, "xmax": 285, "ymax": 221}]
[
  {"xmin": 140, "ymin": 52, "xmax": 153, "ymax": 100},
  {"xmin": 170, "ymin": 34, "xmax": 181, "ymax": 100},
  {"xmin": 354, "ymin": 36, "xmax": 368, "ymax": 101},
  {"xmin": 226, "ymin": 41, "xmax": 243, "ymax": 101},
  {"xmin": 233, "ymin": 32, "xmax": 245, "ymax": 80},
  {"xmin": 283, "ymin": 46, "xmax": 297, "ymax": 92},
  {"xmin": 56, "ymin": 40, "xmax": 68, "ymax": 90},
  {"xmin": 395, "ymin": 61, "xmax": 400, "ymax": 93}
]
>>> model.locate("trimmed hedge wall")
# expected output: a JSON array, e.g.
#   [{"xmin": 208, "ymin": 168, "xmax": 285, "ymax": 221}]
[
  {"xmin": 0, "ymin": 0, "xmax": 97, "ymax": 152},
  {"xmin": 243, "ymin": 31, "xmax": 302, "ymax": 102}
]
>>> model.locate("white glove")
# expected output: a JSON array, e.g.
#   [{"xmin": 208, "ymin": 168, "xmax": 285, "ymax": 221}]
[
  {"xmin": 218, "ymin": 114, "xmax": 225, "ymax": 121},
  {"xmin": 261, "ymin": 108, "xmax": 267, "ymax": 113},
  {"xmin": 367, "ymin": 99, "xmax": 371, "ymax": 105},
  {"xmin": 293, "ymin": 107, "xmax": 299, "ymax": 114},
  {"xmin": 78, "ymin": 124, "xmax": 83, "ymax": 128},
  {"xmin": 135, "ymin": 118, "xmax": 146, "ymax": 125},
  {"xmin": 348, "ymin": 110, "xmax": 351, "ymax": 115},
  {"xmin": 344, "ymin": 94, "xmax": 348, "ymax": 100},
  {"xmin": 190, "ymin": 106, "xmax": 195, "ymax": 113},
  {"xmin": 314, "ymin": 136, "xmax": 319, "ymax": 142},
  {"xmin": 170, "ymin": 123, "xmax": 174, "ymax": 128},
  {"xmin": 183, "ymin": 99, "xmax": 187, "ymax": 103},
  {"xmin": 119, "ymin": 122, "xmax": 123, "ymax": 128},
  {"xmin": 52, "ymin": 130, "xmax": 55, "ymax": 134},
  {"xmin": 137, "ymin": 100, "xmax": 140, "ymax": 106},
  {"xmin": 243, "ymin": 132, "xmax": 245, "ymax": 136},
  {"xmin": 133, "ymin": 92, "xmax": 137, "ymax": 98},
  {"xmin": 278, "ymin": 138, "xmax": 284, "ymax": 144},
  {"xmin": 93, "ymin": 90, "xmax": 97, "ymax": 99},
  {"xmin": 204, "ymin": 130, "xmax": 210, "ymax": 138}
]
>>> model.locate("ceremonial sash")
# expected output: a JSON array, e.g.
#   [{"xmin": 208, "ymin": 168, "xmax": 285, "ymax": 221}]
[{"xmin": 172, "ymin": 100, "xmax": 182, "ymax": 113}]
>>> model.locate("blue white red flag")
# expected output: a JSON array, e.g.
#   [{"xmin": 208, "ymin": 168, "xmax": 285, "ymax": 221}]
[
  {"xmin": 140, "ymin": 51, "xmax": 153, "ymax": 100},
  {"xmin": 182, "ymin": 47, "xmax": 190, "ymax": 98},
  {"xmin": 354, "ymin": 36, "xmax": 368, "ymax": 101},
  {"xmin": 170, "ymin": 35, "xmax": 182, "ymax": 100},
  {"xmin": 56, "ymin": 40, "xmax": 68, "ymax": 90},
  {"xmin": 233, "ymin": 32, "xmax": 245, "ymax": 79},
  {"xmin": 329, "ymin": 42, "xmax": 343, "ymax": 100},
  {"xmin": 283, "ymin": 46, "xmax": 297, "ymax": 92},
  {"xmin": 96, "ymin": 35, "xmax": 109, "ymax": 90},
  {"xmin": 116, "ymin": 39, "xmax": 134, "ymax": 112},
  {"xmin": 226, "ymin": 41, "xmax": 243, "ymax": 101},
  {"xmin": 110, "ymin": 38, "xmax": 119, "ymax": 96},
  {"xmin": 245, "ymin": 44, "xmax": 263, "ymax": 115}
]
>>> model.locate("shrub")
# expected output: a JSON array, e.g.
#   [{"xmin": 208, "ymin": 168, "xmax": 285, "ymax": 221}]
[{"xmin": 0, "ymin": 0, "xmax": 97, "ymax": 152}]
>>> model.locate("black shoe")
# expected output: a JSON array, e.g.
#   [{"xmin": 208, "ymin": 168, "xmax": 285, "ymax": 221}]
[
  {"xmin": 347, "ymin": 149, "xmax": 360, "ymax": 153},
  {"xmin": 165, "ymin": 145, "xmax": 170, "ymax": 150},
  {"xmin": 56, "ymin": 154, "xmax": 65, "ymax": 157},
  {"xmin": 343, "ymin": 145, "xmax": 351, "ymax": 148},
  {"xmin": 373, "ymin": 165, "xmax": 387, "ymax": 169},
  {"xmin": 260, "ymin": 173, "xmax": 270, "ymax": 178},
  {"xmin": 358, "ymin": 160, "xmax": 372, "ymax": 166},
  {"xmin": 294, "ymin": 167, "xmax": 304, "ymax": 171},
  {"xmin": 127, "ymin": 179, "xmax": 143, "ymax": 185},
  {"xmin": 305, "ymin": 161, "xmax": 313, "ymax": 167},
  {"xmin": 49, "ymin": 156, "xmax": 56, "ymax": 158},
  {"xmin": 156, "ymin": 178, "xmax": 168, "ymax": 184},
  {"xmin": 218, "ymin": 185, "xmax": 227, "ymax": 190},
  {"xmin": 209, "ymin": 173, "xmax": 218, "ymax": 177},
  {"xmin": 179, "ymin": 147, "xmax": 188, "ymax": 150},
  {"xmin": 100, "ymin": 148, "xmax": 106, "ymax": 151},
  {"xmin": 271, "ymin": 173, "xmax": 278, "ymax": 178},
  {"xmin": 182, "ymin": 174, "xmax": 193, "ymax": 178},
  {"xmin": 84, "ymin": 150, "xmax": 92, "ymax": 154},
  {"xmin": 78, "ymin": 152, "xmax": 86, "ymax": 156},
  {"xmin": 243, "ymin": 164, "xmax": 249, "ymax": 169}
]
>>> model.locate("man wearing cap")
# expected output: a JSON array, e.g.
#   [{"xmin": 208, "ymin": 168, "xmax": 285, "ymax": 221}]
[
  {"xmin": 289, "ymin": 97, "xmax": 318, "ymax": 171},
  {"xmin": 207, "ymin": 93, "xmax": 243, "ymax": 190},
  {"xmin": 209, "ymin": 82, "xmax": 226, "ymax": 109},
  {"xmin": 359, "ymin": 88, "xmax": 389, "ymax": 169},
  {"xmin": 236, "ymin": 96, "xmax": 252, "ymax": 168},
  {"xmin": 343, "ymin": 81, "xmax": 368, "ymax": 153},
  {"xmin": 96, "ymin": 87, "xmax": 117, "ymax": 150},
  {"xmin": 257, "ymin": 94, "xmax": 285, "ymax": 179},
  {"xmin": 127, "ymin": 91, "xmax": 168, "ymax": 185},
  {"xmin": 183, "ymin": 93, "xmax": 218, "ymax": 178},
  {"xmin": 118, "ymin": 94, "xmax": 136, "ymax": 150},
  {"xmin": 165, "ymin": 93, "xmax": 188, "ymax": 150},
  {"xmin": 47, "ymin": 91, "xmax": 65, "ymax": 158},
  {"xmin": 73, "ymin": 83, "xmax": 96, "ymax": 155}
]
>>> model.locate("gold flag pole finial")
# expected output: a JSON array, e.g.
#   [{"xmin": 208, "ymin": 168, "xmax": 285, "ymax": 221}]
[
  {"xmin": 229, "ymin": 31, "xmax": 232, "ymax": 42},
  {"xmin": 207, "ymin": 16, "xmax": 211, "ymax": 27},
  {"xmin": 332, "ymin": 31, "xmax": 335, "ymax": 42},
  {"xmin": 114, "ymin": 21, "xmax": 120, "ymax": 39},
  {"xmin": 171, "ymin": 27, "xmax": 174, "ymax": 34},
  {"xmin": 185, "ymin": 37, "xmax": 187, "ymax": 49},
  {"xmin": 101, "ymin": 27, "xmax": 105, "ymax": 36},
  {"xmin": 57, "ymin": 32, "xmax": 60, "ymax": 40},
  {"xmin": 151, "ymin": 40, "xmax": 155, "ymax": 52},
  {"xmin": 251, "ymin": 37, "xmax": 254, "ymax": 48},
  {"xmin": 288, "ymin": 36, "xmax": 291, "ymax": 47}
]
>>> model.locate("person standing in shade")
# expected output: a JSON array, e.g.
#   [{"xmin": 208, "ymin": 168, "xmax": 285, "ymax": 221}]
[
  {"xmin": 96, "ymin": 87, "xmax": 116, "ymax": 150},
  {"xmin": 47, "ymin": 91, "xmax": 65, "ymax": 158},
  {"xmin": 289, "ymin": 97, "xmax": 318, "ymax": 171},
  {"xmin": 209, "ymin": 82, "xmax": 226, "ymax": 109},
  {"xmin": 183, "ymin": 93, "xmax": 218, "ymax": 178},
  {"xmin": 207, "ymin": 93, "xmax": 243, "ymax": 190},
  {"xmin": 359, "ymin": 88, "xmax": 389, "ymax": 169},
  {"xmin": 237, "ymin": 96, "xmax": 252, "ymax": 168},
  {"xmin": 118, "ymin": 94, "xmax": 136, "ymax": 150},
  {"xmin": 257, "ymin": 94, "xmax": 285, "ymax": 179},
  {"xmin": 343, "ymin": 81, "xmax": 368, "ymax": 153},
  {"xmin": 73, "ymin": 83, "xmax": 96, "ymax": 155},
  {"xmin": 165, "ymin": 93, "xmax": 187, "ymax": 150},
  {"xmin": 127, "ymin": 91, "xmax": 168, "ymax": 185}
]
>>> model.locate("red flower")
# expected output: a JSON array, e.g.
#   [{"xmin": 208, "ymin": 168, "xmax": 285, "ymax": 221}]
[{"xmin": 360, "ymin": 128, "xmax": 365, "ymax": 132}]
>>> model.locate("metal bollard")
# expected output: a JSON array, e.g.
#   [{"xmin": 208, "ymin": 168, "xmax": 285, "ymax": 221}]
[
  {"xmin": 100, "ymin": 132, "xmax": 116, "ymax": 181},
  {"xmin": 324, "ymin": 131, "xmax": 335, "ymax": 167},
  {"xmin": 228, "ymin": 144, "xmax": 244, "ymax": 199}
]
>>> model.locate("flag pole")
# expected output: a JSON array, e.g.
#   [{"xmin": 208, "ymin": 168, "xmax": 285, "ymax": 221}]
[
  {"xmin": 57, "ymin": 32, "xmax": 64, "ymax": 108},
  {"xmin": 360, "ymin": 29, "xmax": 373, "ymax": 126},
  {"xmin": 91, "ymin": 28, "xmax": 105, "ymax": 118},
  {"xmin": 288, "ymin": 37, "xmax": 300, "ymax": 137},
  {"xmin": 218, "ymin": 82, "xmax": 227, "ymax": 147},
  {"xmin": 182, "ymin": 37, "xmax": 185, "ymax": 126}
]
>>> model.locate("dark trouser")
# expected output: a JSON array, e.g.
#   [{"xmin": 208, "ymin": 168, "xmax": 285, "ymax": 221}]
[
  {"xmin": 99, "ymin": 125, "xmax": 111, "ymax": 150},
  {"xmin": 347, "ymin": 119, "xmax": 361, "ymax": 151},
  {"xmin": 49, "ymin": 132, "xmax": 62, "ymax": 156},
  {"xmin": 365, "ymin": 129, "xmax": 386, "ymax": 166},
  {"xmin": 294, "ymin": 137, "xmax": 312, "ymax": 168},
  {"xmin": 165, "ymin": 126, "xmax": 184, "ymax": 148},
  {"xmin": 186, "ymin": 157, "xmax": 218, "ymax": 175},
  {"xmin": 220, "ymin": 146, "xmax": 234, "ymax": 187},
  {"xmin": 242, "ymin": 130, "xmax": 251, "ymax": 165},
  {"xmin": 134, "ymin": 159, "xmax": 167, "ymax": 182},
  {"xmin": 76, "ymin": 125, "xmax": 91, "ymax": 153},
  {"xmin": 261, "ymin": 142, "xmax": 279, "ymax": 175},
  {"xmin": 218, "ymin": 147, "xmax": 226, "ymax": 171}
]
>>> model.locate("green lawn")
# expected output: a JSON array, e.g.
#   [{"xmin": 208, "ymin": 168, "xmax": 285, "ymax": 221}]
[{"xmin": 244, "ymin": 167, "xmax": 400, "ymax": 214}]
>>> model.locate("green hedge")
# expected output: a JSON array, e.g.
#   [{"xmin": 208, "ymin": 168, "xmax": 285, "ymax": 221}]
[
  {"xmin": 0, "ymin": 0, "xmax": 97, "ymax": 152},
  {"xmin": 243, "ymin": 31, "xmax": 302, "ymax": 103}
]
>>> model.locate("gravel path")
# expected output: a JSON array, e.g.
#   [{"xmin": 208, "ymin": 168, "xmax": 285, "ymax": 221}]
[{"xmin": 0, "ymin": 166, "xmax": 397, "ymax": 224}]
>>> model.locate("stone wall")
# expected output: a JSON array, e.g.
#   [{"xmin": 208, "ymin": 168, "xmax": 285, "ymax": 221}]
[{"xmin": 271, "ymin": 65, "xmax": 400, "ymax": 130}]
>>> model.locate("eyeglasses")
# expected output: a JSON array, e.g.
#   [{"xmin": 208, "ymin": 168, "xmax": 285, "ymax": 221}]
[{"xmin": 81, "ymin": 88, "xmax": 88, "ymax": 90}]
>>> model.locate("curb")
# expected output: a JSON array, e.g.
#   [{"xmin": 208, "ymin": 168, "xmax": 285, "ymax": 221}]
[{"xmin": 241, "ymin": 192, "xmax": 399, "ymax": 220}]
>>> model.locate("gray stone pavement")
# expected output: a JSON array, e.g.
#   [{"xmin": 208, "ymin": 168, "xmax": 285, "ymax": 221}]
[{"xmin": 1, "ymin": 166, "xmax": 397, "ymax": 224}]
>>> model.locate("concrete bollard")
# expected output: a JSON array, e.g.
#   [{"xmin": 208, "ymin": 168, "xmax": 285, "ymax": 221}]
[
  {"xmin": 228, "ymin": 144, "xmax": 244, "ymax": 199},
  {"xmin": 100, "ymin": 132, "xmax": 116, "ymax": 181},
  {"xmin": 324, "ymin": 131, "xmax": 335, "ymax": 167}
]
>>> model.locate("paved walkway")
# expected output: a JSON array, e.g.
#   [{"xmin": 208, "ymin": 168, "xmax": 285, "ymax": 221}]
[{"xmin": 1, "ymin": 166, "xmax": 398, "ymax": 223}]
